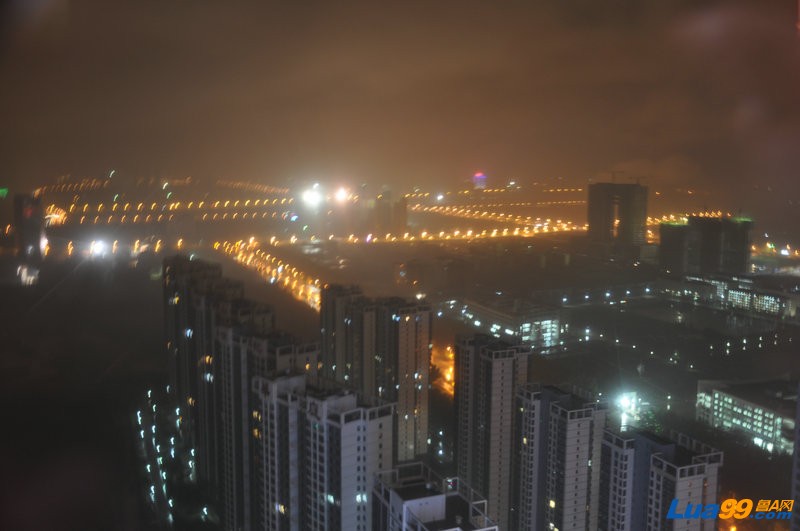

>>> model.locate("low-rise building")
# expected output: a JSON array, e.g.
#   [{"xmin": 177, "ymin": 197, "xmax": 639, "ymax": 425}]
[{"xmin": 697, "ymin": 379, "xmax": 796, "ymax": 454}]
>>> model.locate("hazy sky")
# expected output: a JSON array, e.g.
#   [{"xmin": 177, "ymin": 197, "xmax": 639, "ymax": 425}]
[{"xmin": 0, "ymin": 0, "xmax": 798, "ymax": 214}]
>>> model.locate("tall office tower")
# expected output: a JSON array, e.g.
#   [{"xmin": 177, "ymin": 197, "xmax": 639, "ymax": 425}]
[
  {"xmin": 251, "ymin": 374, "xmax": 393, "ymax": 531},
  {"xmin": 320, "ymin": 284, "xmax": 363, "ymax": 381},
  {"xmin": 646, "ymin": 433, "xmax": 722, "ymax": 531},
  {"xmin": 372, "ymin": 462, "xmax": 498, "ymax": 531},
  {"xmin": 455, "ymin": 334, "xmax": 531, "ymax": 528},
  {"xmin": 321, "ymin": 287, "xmax": 431, "ymax": 462},
  {"xmin": 587, "ymin": 183, "xmax": 648, "ymax": 245},
  {"xmin": 598, "ymin": 430, "xmax": 721, "ymax": 531},
  {"xmin": 511, "ymin": 384, "xmax": 607, "ymax": 531},
  {"xmin": 12, "ymin": 193, "xmax": 46, "ymax": 261},
  {"xmin": 792, "ymin": 382, "xmax": 800, "ymax": 530}
]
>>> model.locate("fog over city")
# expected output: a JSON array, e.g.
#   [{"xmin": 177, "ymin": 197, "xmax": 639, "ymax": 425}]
[{"xmin": 1, "ymin": 2, "xmax": 799, "ymax": 531}]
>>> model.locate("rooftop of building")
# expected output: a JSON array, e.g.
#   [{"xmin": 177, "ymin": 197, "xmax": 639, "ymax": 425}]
[
  {"xmin": 752, "ymin": 275, "xmax": 800, "ymax": 294},
  {"xmin": 632, "ymin": 429, "xmax": 674, "ymax": 447},
  {"xmin": 704, "ymin": 379, "xmax": 798, "ymax": 417},
  {"xmin": 461, "ymin": 295, "xmax": 558, "ymax": 319},
  {"xmin": 377, "ymin": 463, "xmax": 495, "ymax": 531},
  {"xmin": 392, "ymin": 484, "xmax": 488, "ymax": 531}
]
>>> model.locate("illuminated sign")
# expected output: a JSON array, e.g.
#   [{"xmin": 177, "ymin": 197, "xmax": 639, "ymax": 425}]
[{"xmin": 667, "ymin": 498, "xmax": 793, "ymax": 521}]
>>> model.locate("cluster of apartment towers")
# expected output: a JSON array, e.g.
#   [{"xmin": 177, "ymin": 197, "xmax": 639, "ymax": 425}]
[{"xmin": 164, "ymin": 255, "xmax": 722, "ymax": 531}]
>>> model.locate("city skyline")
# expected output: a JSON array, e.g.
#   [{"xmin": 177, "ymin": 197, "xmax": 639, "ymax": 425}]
[
  {"xmin": 1, "ymin": 2, "xmax": 799, "ymax": 228},
  {"xmin": 1, "ymin": 2, "xmax": 799, "ymax": 530}
]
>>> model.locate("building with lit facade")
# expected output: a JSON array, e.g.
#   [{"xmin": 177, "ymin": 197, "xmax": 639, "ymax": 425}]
[
  {"xmin": 372, "ymin": 462, "xmax": 498, "ymax": 531},
  {"xmin": 321, "ymin": 286, "xmax": 432, "ymax": 462},
  {"xmin": 587, "ymin": 182, "xmax": 648, "ymax": 246},
  {"xmin": 164, "ymin": 255, "xmax": 327, "ymax": 531},
  {"xmin": 696, "ymin": 379, "xmax": 796, "ymax": 455},
  {"xmin": 599, "ymin": 430, "xmax": 722, "ymax": 531},
  {"xmin": 449, "ymin": 299, "xmax": 560, "ymax": 353},
  {"xmin": 657, "ymin": 274, "xmax": 800, "ymax": 322},
  {"xmin": 455, "ymin": 334, "xmax": 531, "ymax": 528},
  {"xmin": 163, "ymin": 256, "xmax": 249, "ymax": 486},
  {"xmin": 511, "ymin": 384, "xmax": 607, "ymax": 531},
  {"xmin": 251, "ymin": 374, "xmax": 393, "ymax": 531}
]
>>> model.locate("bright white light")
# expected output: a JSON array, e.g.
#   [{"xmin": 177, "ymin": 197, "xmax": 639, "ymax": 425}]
[
  {"xmin": 436, "ymin": 194, "xmax": 444, "ymax": 202},
  {"xmin": 302, "ymin": 185, "xmax": 323, "ymax": 208},
  {"xmin": 90, "ymin": 240, "xmax": 107, "ymax": 256},
  {"xmin": 334, "ymin": 187, "xmax": 349, "ymax": 203}
]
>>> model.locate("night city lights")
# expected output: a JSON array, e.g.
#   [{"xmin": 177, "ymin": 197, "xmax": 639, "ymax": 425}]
[{"xmin": 1, "ymin": 2, "xmax": 800, "ymax": 531}]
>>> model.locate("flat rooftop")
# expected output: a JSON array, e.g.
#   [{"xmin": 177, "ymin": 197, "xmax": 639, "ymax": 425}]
[
  {"xmin": 718, "ymin": 380, "xmax": 798, "ymax": 417},
  {"xmin": 394, "ymin": 483, "xmax": 484, "ymax": 531}
]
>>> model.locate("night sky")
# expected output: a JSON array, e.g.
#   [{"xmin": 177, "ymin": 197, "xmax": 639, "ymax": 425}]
[{"xmin": 1, "ymin": 1, "xmax": 798, "ymax": 211}]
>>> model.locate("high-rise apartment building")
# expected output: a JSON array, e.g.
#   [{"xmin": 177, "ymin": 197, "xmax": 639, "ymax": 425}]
[
  {"xmin": 164, "ymin": 255, "xmax": 325, "ymax": 531},
  {"xmin": 455, "ymin": 334, "xmax": 531, "ymax": 528},
  {"xmin": 587, "ymin": 183, "xmax": 648, "ymax": 246},
  {"xmin": 511, "ymin": 384, "xmax": 607, "ymax": 531},
  {"xmin": 251, "ymin": 374, "xmax": 393, "ymax": 531},
  {"xmin": 163, "ymin": 257, "xmax": 248, "ymax": 483},
  {"xmin": 599, "ymin": 430, "xmax": 721, "ymax": 531},
  {"xmin": 321, "ymin": 287, "xmax": 431, "ymax": 462},
  {"xmin": 659, "ymin": 216, "xmax": 753, "ymax": 276},
  {"xmin": 215, "ymin": 326, "xmax": 319, "ymax": 531},
  {"xmin": 320, "ymin": 284, "xmax": 363, "ymax": 381},
  {"xmin": 645, "ymin": 433, "xmax": 722, "ymax": 531}
]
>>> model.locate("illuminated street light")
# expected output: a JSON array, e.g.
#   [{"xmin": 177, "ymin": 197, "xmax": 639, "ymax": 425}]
[
  {"xmin": 301, "ymin": 184, "xmax": 323, "ymax": 208},
  {"xmin": 90, "ymin": 240, "xmax": 107, "ymax": 257},
  {"xmin": 334, "ymin": 187, "xmax": 349, "ymax": 203}
]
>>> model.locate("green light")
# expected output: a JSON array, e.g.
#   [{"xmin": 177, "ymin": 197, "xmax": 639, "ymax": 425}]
[{"xmin": 0, "ymin": 187, "xmax": 7, "ymax": 199}]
